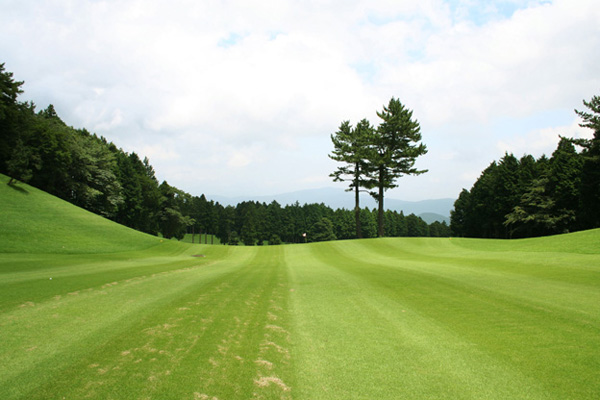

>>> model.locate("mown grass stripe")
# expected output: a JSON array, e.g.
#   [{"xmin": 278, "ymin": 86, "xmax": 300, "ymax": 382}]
[
  {"xmin": 303, "ymin": 239, "xmax": 599, "ymax": 399},
  {"xmin": 0, "ymin": 247, "xmax": 252, "ymax": 399},
  {"xmin": 287, "ymin": 242, "xmax": 556, "ymax": 399}
]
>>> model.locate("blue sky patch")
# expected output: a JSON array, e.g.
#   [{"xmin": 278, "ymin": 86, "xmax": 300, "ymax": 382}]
[
  {"xmin": 218, "ymin": 32, "xmax": 246, "ymax": 48},
  {"xmin": 447, "ymin": 0, "xmax": 552, "ymax": 26}
]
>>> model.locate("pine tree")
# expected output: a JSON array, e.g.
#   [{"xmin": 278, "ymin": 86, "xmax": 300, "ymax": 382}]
[
  {"xmin": 329, "ymin": 119, "xmax": 374, "ymax": 238},
  {"xmin": 368, "ymin": 98, "xmax": 427, "ymax": 237},
  {"xmin": 573, "ymin": 95, "xmax": 600, "ymax": 228}
]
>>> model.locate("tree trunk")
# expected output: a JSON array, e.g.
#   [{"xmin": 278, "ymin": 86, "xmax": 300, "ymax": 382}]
[
  {"xmin": 377, "ymin": 187, "xmax": 385, "ymax": 237},
  {"xmin": 354, "ymin": 183, "xmax": 362, "ymax": 238},
  {"xmin": 377, "ymin": 169, "xmax": 385, "ymax": 237}
]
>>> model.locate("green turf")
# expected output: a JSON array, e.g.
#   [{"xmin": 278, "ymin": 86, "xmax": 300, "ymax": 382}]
[
  {"xmin": 1, "ymin": 175, "xmax": 599, "ymax": 399},
  {"xmin": 0, "ymin": 174, "xmax": 162, "ymax": 254}
]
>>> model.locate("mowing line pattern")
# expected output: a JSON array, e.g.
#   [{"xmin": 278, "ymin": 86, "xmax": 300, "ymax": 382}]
[
  {"xmin": 1, "ymin": 234, "xmax": 599, "ymax": 399},
  {"xmin": 286, "ymin": 238, "xmax": 600, "ymax": 399},
  {"xmin": 0, "ymin": 245, "xmax": 294, "ymax": 399}
]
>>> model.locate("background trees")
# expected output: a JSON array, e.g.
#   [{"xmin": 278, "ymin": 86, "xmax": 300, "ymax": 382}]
[
  {"xmin": 573, "ymin": 95, "xmax": 600, "ymax": 229},
  {"xmin": 451, "ymin": 94, "xmax": 599, "ymax": 238}
]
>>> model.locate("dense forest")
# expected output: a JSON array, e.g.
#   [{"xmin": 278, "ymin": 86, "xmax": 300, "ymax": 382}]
[
  {"xmin": 0, "ymin": 63, "xmax": 450, "ymax": 243},
  {"xmin": 451, "ymin": 94, "xmax": 600, "ymax": 238}
]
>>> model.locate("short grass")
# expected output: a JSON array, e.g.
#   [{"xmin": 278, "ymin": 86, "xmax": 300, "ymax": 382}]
[
  {"xmin": 0, "ymin": 174, "xmax": 161, "ymax": 254},
  {"xmin": 1, "ymin": 175, "xmax": 599, "ymax": 399}
]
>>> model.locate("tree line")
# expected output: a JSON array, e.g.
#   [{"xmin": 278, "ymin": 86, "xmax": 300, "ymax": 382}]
[
  {"xmin": 193, "ymin": 199, "xmax": 449, "ymax": 245},
  {"xmin": 450, "ymin": 94, "xmax": 600, "ymax": 238},
  {"xmin": 0, "ymin": 63, "xmax": 447, "ymax": 243}
]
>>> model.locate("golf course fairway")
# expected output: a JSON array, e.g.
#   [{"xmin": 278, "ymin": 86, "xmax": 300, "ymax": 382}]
[{"xmin": 1, "ymin": 176, "xmax": 599, "ymax": 399}]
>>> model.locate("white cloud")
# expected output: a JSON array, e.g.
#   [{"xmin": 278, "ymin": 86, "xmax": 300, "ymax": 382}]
[
  {"xmin": 377, "ymin": 0, "xmax": 600, "ymax": 125},
  {"xmin": 227, "ymin": 150, "xmax": 253, "ymax": 168},
  {"xmin": 139, "ymin": 144, "xmax": 180, "ymax": 162},
  {"xmin": 1, "ymin": 0, "xmax": 599, "ymax": 200},
  {"xmin": 497, "ymin": 118, "xmax": 594, "ymax": 157}
]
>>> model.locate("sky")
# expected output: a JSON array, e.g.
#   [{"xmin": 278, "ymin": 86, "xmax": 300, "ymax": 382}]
[{"xmin": 1, "ymin": 0, "xmax": 599, "ymax": 201}]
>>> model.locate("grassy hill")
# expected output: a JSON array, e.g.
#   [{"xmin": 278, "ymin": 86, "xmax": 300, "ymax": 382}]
[
  {"xmin": 0, "ymin": 173, "xmax": 163, "ymax": 254},
  {"xmin": 1, "ymin": 175, "xmax": 599, "ymax": 399}
]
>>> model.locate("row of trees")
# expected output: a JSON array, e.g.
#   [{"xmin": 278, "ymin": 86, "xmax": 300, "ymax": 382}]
[
  {"xmin": 1, "ymin": 63, "xmax": 447, "ymax": 243},
  {"xmin": 329, "ymin": 98, "xmax": 428, "ymax": 238},
  {"xmin": 191, "ymin": 199, "xmax": 450, "ymax": 245},
  {"xmin": 451, "ymin": 94, "xmax": 600, "ymax": 238}
]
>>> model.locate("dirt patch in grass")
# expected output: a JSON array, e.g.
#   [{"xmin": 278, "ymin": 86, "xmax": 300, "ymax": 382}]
[
  {"xmin": 265, "ymin": 325, "xmax": 288, "ymax": 334},
  {"xmin": 194, "ymin": 393, "xmax": 218, "ymax": 400},
  {"xmin": 254, "ymin": 376, "xmax": 290, "ymax": 391},
  {"xmin": 255, "ymin": 359, "xmax": 274, "ymax": 369},
  {"xmin": 261, "ymin": 341, "xmax": 289, "ymax": 357}
]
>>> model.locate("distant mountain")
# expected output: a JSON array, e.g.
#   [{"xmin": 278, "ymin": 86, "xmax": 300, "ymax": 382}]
[
  {"xmin": 419, "ymin": 213, "xmax": 451, "ymax": 225},
  {"xmin": 207, "ymin": 187, "xmax": 455, "ymax": 222}
]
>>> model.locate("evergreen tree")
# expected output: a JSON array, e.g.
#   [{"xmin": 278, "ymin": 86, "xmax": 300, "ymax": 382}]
[
  {"xmin": 359, "ymin": 208, "xmax": 377, "ymax": 238},
  {"xmin": 309, "ymin": 217, "xmax": 337, "ymax": 242},
  {"xmin": 450, "ymin": 189, "xmax": 471, "ymax": 237},
  {"xmin": 547, "ymin": 138, "xmax": 583, "ymax": 232},
  {"xmin": 333, "ymin": 208, "xmax": 355, "ymax": 240},
  {"xmin": 368, "ymin": 98, "xmax": 428, "ymax": 237},
  {"xmin": 406, "ymin": 213, "xmax": 429, "ymax": 237},
  {"xmin": 465, "ymin": 162, "xmax": 498, "ymax": 237},
  {"xmin": 504, "ymin": 177, "xmax": 568, "ymax": 237},
  {"xmin": 329, "ymin": 119, "xmax": 374, "ymax": 238},
  {"xmin": 0, "ymin": 63, "xmax": 25, "ymax": 173},
  {"xmin": 158, "ymin": 181, "xmax": 188, "ymax": 239},
  {"xmin": 573, "ymin": 94, "xmax": 600, "ymax": 228}
]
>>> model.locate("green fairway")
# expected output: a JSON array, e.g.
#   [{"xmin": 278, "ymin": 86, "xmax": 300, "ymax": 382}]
[{"xmin": 1, "ymin": 177, "xmax": 600, "ymax": 399}]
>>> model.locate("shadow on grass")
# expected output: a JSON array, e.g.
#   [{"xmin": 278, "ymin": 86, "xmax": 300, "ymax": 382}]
[{"xmin": 7, "ymin": 182, "xmax": 30, "ymax": 195}]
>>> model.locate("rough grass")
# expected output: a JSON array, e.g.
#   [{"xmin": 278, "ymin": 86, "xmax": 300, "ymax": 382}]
[{"xmin": 1, "ymin": 175, "xmax": 599, "ymax": 399}]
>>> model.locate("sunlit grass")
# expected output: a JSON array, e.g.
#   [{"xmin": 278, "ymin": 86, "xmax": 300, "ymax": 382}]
[
  {"xmin": 0, "ymin": 174, "xmax": 161, "ymax": 254},
  {"xmin": 1, "ymin": 175, "xmax": 599, "ymax": 399}
]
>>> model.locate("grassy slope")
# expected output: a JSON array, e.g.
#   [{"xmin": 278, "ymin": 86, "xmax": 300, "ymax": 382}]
[
  {"xmin": 0, "ymin": 173, "xmax": 163, "ymax": 254},
  {"xmin": 1, "ymin": 176, "xmax": 599, "ymax": 399}
]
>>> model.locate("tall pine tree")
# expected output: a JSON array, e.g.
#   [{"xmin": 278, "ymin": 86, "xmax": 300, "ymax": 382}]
[
  {"xmin": 368, "ymin": 98, "xmax": 428, "ymax": 237},
  {"xmin": 329, "ymin": 119, "xmax": 374, "ymax": 238}
]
